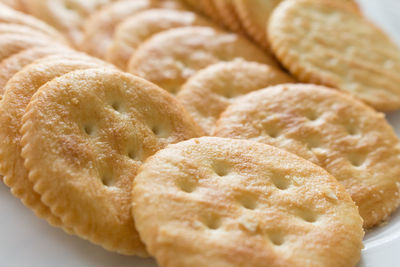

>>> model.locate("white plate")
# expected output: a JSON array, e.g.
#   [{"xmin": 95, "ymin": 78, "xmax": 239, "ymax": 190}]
[{"xmin": 1, "ymin": 0, "xmax": 400, "ymax": 266}]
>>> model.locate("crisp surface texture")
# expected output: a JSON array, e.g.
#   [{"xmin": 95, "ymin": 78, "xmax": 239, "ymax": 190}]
[
  {"xmin": 21, "ymin": 0, "xmax": 112, "ymax": 46},
  {"xmin": 19, "ymin": 69, "xmax": 203, "ymax": 255},
  {"xmin": 106, "ymin": 9, "xmax": 214, "ymax": 70},
  {"xmin": 177, "ymin": 59, "xmax": 294, "ymax": 135},
  {"xmin": 215, "ymin": 84, "xmax": 400, "ymax": 228},
  {"xmin": 133, "ymin": 137, "xmax": 364, "ymax": 267},
  {"xmin": 212, "ymin": 0, "xmax": 243, "ymax": 32},
  {"xmin": 0, "ymin": 3, "xmax": 66, "ymax": 42},
  {"xmin": 0, "ymin": 45, "xmax": 73, "ymax": 93},
  {"xmin": 82, "ymin": 0, "xmax": 182, "ymax": 59},
  {"xmin": 0, "ymin": 34, "xmax": 61, "ymax": 70},
  {"xmin": 0, "ymin": 57, "xmax": 111, "ymax": 230},
  {"xmin": 128, "ymin": 26, "xmax": 278, "ymax": 94},
  {"xmin": 234, "ymin": 0, "xmax": 282, "ymax": 48},
  {"xmin": 268, "ymin": 0, "xmax": 400, "ymax": 111}
]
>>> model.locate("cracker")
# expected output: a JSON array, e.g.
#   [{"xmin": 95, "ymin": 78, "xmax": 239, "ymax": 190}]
[
  {"xmin": 19, "ymin": 69, "xmax": 203, "ymax": 255},
  {"xmin": 82, "ymin": 0, "xmax": 183, "ymax": 59},
  {"xmin": 106, "ymin": 9, "xmax": 215, "ymax": 70},
  {"xmin": 128, "ymin": 26, "xmax": 279, "ymax": 94},
  {"xmin": 268, "ymin": 0, "xmax": 400, "ymax": 111},
  {"xmin": 215, "ymin": 84, "xmax": 400, "ymax": 228},
  {"xmin": 212, "ymin": 0, "xmax": 244, "ymax": 33},
  {"xmin": 132, "ymin": 137, "xmax": 364, "ymax": 267},
  {"xmin": 0, "ymin": 45, "xmax": 74, "ymax": 93},
  {"xmin": 0, "ymin": 3, "xmax": 66, "ymax": 42},
  {"xmin": 0, "ymin": 34, "xmax": 62, "ymax": 64},
  {"xmin": 21, "ymin": 0, "xmax": 112, "ymax": 46},
  {"xmin": 234, "ymin": 0, "xmax": 283, "ymax": 49},
  {"xmin": 0, "ymin": 0, "xmax": 24, "ymax": 11},
  {"xmin": 177, "ymin": 59, "xmax": 294, "ymax": 135},
  {"xmin": 0, "ymin": 57, "xmax": 111, "ymax": 231}
]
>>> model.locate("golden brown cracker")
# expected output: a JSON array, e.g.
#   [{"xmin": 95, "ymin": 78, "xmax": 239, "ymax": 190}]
[
  {"xmin": 128, "ymin": 26, "xmax": 279, "ymax": 94},
  {"xmin": 20, "ymin": 69, "xmax": 203, "ymax": 255},
  {"xmin": 133, "ymin": 137, "xmax": 364, "ymax": 267},
  {"xmin": 215, "ymin": 84, "xmax": 400, "ymax": 228},
  {"xmin": 268, "ymin": 0, "xmax": 400, "ymax": 111},
  {"xmin": 177, "ymin": 59, "xmax": 294, "ymax": 135}
]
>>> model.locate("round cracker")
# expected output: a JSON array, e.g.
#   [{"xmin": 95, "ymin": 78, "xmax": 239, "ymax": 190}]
[
  {"xmin": 81, "ymin": 0, "xmax": 183, "ymax": 59},
  {"xmin": 268, "ymin": 0, "xmax": 400, "ymax": 111},
  {"xmin": 106, "ymin": 9, "xmax": 215, "ymax": 70},
  {"xmin": 177, "ymin": 59, "xmax": 294, "ymax": 135},
  {"xmin": 215, "ymin": 84, "xmax": 400, "ymax": 228},
  {"xmin": 233, "ymin": 0, "xmax": 283, "ymax": 49},
  {"xmin": 0, "ymin": 45, "xmax": 74, "ymax": 94},
  {"xmin": 132, "ymin": 137, "xmax": 364, "ymax": 267},
  {"xmin": 0, "ymin": 3, "xmax": 66, "ymax": 42},
  {"xmin": 0, "ymin": 33, "xmax": 62, "ymax": 64},
  {"xmin": 19, "ymin": 69, "xmax": 203, "ymax": 255},
  {"xmin": 212, "ymin": 0, "xmax": 244, "ymax": 33},
  {"xmin": 0, "ymin": 0, "xmax": 24, "ymax": 11},
  {"xmin": 128, "ymin": 26, "xmax": 279, "ymax": 94},
  {"xmin": 0, "ymin": 57, "xmax": 112, "ymax": 230},
  {"xmin": 21, "ymin": 0, "xmax": 112, "ymax": 46}
]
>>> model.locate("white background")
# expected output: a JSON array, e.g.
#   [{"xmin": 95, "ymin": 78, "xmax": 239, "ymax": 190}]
[{"xmin": 1, "ymin": 1, "xmax": 400, "ymax": 266}]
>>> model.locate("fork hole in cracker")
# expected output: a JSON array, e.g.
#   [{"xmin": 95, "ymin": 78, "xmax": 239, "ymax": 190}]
[
  {"xmin": 264, "ymin": 127, "xmax": 280, "ymax": 139},
  {"xmin": 235, "ymin": 193, "xmax": 258, "ymax": 210},
  {"xmin": 111, "ymin": 101, "xmax": 123, "ymax": 113},
  {"xmin": 213, "ymin": 160, "xmax": 231, "ymax": 177},
  {"xmin": 271, "ymin": 174, "xmax": 291, "ymax": 190},
  {"xmin": 83, "ymin": 124, "xmax": 95, "ymax": 136},
  {"xmin": 297, "ymin": 209, "xmax": 318, "ymax": 223},
  {"xmin": 345, "ymin": 123, "xmax": 359, "ymax": 136},
  {"xmin": 268, "ymin": 232, "xmax": 285, "ymax": 246},
  {"xmin": 151, "ymin": 125, "xmax": 169, "ymax": 138},
  {"xmin": 176, "ymin": 178, "xmax": 197, "ymax": 193},
  {"xmin": 101, "ymin": 173, "xmax": 114, "ymax": 187},
  {"xmin": 304, "ymin": 110, "xmax": 319, "ymax": 121},
  {"xmin": 348, "ymin": 153, "xmax": 366, "ymax": 167},
  {"xmin": 203, "ymin": 214, "xmax": 221, "ymax": 230},
  {"xmin": 305, "ymin": 136, "xmax": 321, "ymax": 150},
  {"xmin": 127, "ymin": 150, "xmax": 141, "ymax": 162}
]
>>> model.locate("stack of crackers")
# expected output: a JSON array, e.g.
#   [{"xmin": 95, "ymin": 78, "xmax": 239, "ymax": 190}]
[{"xmin": 0, "ymin": 0, "xmax": 400, "ymax": 266}]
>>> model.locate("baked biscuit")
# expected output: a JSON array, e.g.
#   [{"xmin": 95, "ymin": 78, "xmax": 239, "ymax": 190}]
[
  {"xmin": 0, "ymin": 0, "xmax": 24, "ymax": 11},
  {"xmin": 0, "ymin": 3, "xmax": 66, "ymax": 42},
  {"xmin": 128, "ymin": 26, "xmax": 279, "ymax": 94},
  {"xmin": 106, "ymin": 9, "xmax": 215, "ymax": 70},
  {"xmin": 82, "ymin": 0, "xmax": 183, "ymax": 59},
  {"xmin": 177, "ymin": 59, "xmax": 294, "ymax": 135},
  {"xmin": 212, "ymin": 0, "xmax": 243, "ymax": 33},
  {"xmin": 21, "ymin": 0, "xmax": 112, "ymax": 46},
  {"xmin": 0, "ymin": 57, "xmax": 111, "ymax": 230},
  {"xmin": 234, "ymin": 0, "xmax": 282, "ymax": 48},
  {"xmin": 132, "ymin": 137, "xmax": 364, "ymax": 267},
  {"xmin": 268, "ymin": 0, "xmax": 400, "ymax": 111},
  {"xmin": 0, "ymin": 45, "xmax": 74, "ymax": 93},
  {"xmin": 0, "ymin": 34, "xmax": 62, "ymax": 64},
  {"xmin": 19, "ymin": 69, "xmax": 203, "ymax": 255},
  {"xmin": 215, "ymin": 84, "xmax": 400, "ymax": 228}
]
